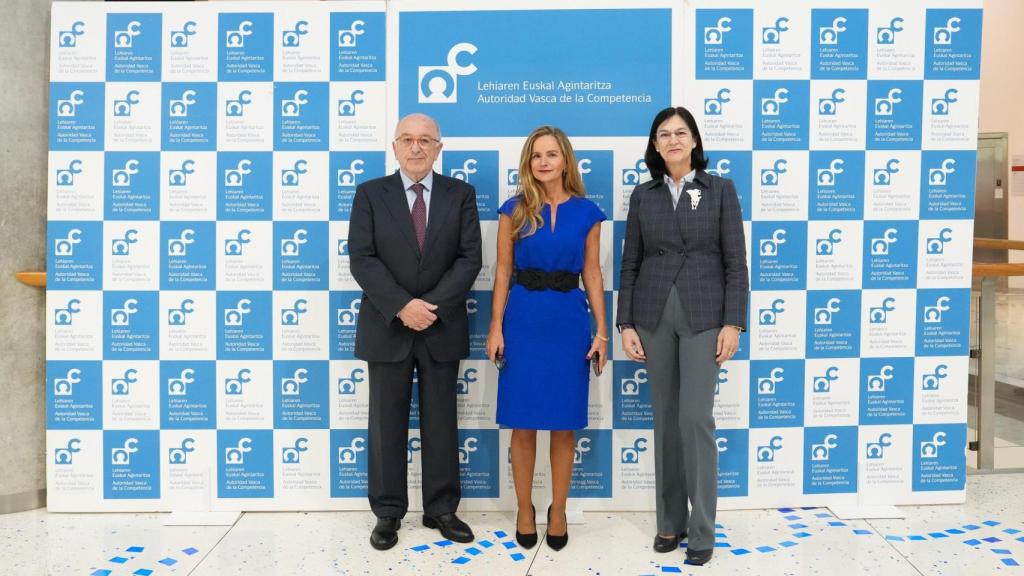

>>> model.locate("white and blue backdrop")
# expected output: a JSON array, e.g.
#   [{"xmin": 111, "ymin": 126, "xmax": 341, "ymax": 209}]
[{"xmin": 45, "ymin": 0, "xmax": 980, "ymax": 512}]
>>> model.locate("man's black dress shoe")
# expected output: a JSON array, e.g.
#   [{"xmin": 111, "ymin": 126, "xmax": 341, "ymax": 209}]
[
  {"xmin": 653, "ymin": 531, "xmax": 687, "ymax": 553},
  {"xmin": 515, "ymin": 505, "xmax": 537, "ymax": 549},
  {"xmin": 545, "ymin": 505, "xmax": 568, "ymax": 551},
  {"xmin": 370, "ymin": 517, "xmax": 400, "ymax": 551},
  {"xmin": 422, "ymin": 512, "xmax": 474, "ymax": 543},
  {"xmin": 685, "ymin": 547, "xmax": 713, "ymax": 566}
]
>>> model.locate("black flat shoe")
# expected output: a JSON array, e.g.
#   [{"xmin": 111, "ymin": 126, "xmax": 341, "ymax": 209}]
[
  {"xmin": 515, "ymin": 505, "xmax": 537, "ymax": 549},
  {"xmin": 685, "ymin": 547, "xmax": 713, "ymax": 566},
  {"xmin": 545, "ymin": 505, "xmax": 568, "ymax": 551},
  {"xmin": 370, "ymin": 516, "xmax": 400, "ymax": 551},
  {"xmin": 422, "ymin": 512, "xmax": 475, "ymax": 543},
  {"xmin": 653, "ymin": 530, "xmax": 688, "ymax": 552}
]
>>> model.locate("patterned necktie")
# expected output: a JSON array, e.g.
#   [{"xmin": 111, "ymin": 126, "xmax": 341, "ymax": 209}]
[{"xmin": 410, "ymin": 182, "xmax": 426, "ymax": 251}]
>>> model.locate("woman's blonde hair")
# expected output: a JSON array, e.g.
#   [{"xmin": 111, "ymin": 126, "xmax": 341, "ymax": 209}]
[{"xmin": 509, "ymin": 126, "xmax": 586, "ymax": 239}]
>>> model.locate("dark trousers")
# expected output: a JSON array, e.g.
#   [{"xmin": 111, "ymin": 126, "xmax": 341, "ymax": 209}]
[{"xmin": 367, "ymin": 334, "xmax": 461, "ymax": 519}]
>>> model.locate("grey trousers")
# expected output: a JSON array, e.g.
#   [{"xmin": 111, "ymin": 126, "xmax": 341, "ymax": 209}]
[{"xmin": 636, "ymin": 285, "xmax": 719, "ymax": 551}]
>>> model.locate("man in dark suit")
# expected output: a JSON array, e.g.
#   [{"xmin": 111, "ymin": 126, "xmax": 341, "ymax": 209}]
[{"xmin": 348, "ymin": 113, "xmax": 482, "ymax": 550}]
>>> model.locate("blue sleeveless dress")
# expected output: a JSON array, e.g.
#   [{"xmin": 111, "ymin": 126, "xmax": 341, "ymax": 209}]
[{"xmin": 495, "ymin": 195, "xmax": 607, "ymax": 430}]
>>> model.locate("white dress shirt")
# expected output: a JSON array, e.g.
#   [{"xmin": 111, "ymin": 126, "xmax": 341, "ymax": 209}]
[
  {"xmin": 663, "ymin": 170, "xmax": 696, "ymax": 210},
  {"xmin": 399, "ymin": 170, "xmax": 433, "ymax": 226}
]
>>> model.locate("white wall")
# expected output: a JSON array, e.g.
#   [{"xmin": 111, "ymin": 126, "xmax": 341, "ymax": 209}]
[{"xmin": 978, "ymin": 0, "xmax": 1024, "ymax": 287}]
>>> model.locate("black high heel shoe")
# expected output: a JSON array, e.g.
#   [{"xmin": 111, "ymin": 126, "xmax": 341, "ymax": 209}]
[
  {"xmin": 515, "ymin": 504, "xmax": 537, "ymax": 549},
  {"xmin": 545, "ymin": 505, "xmax": 568, "ymax": 551}
]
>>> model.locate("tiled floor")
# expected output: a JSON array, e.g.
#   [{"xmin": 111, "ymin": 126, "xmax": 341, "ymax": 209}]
[{"xmin": 4, "ymin": 473, "xmax": 1024, "ymax": 575}]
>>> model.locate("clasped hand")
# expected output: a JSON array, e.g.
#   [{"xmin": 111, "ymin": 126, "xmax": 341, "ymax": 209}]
[{"xmin": 398, "ymin": 298, "xmax": 438, "ymax": 331}]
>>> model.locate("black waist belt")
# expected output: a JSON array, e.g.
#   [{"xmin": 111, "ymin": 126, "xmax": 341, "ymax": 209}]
[{"xmin": 512, "ymin": 268, "xmax": 580, "ymax": 292}]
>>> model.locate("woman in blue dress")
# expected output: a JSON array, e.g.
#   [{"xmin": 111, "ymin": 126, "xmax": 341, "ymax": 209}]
[{"xmin": 486, "ymin": 125, "xmax": 608, "ymax": 551}]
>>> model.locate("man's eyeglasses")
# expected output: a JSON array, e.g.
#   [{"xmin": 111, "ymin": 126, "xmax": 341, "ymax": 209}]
[{"xmin": 394, "ymin": 135, "xmax": 440, "ymax": 149}]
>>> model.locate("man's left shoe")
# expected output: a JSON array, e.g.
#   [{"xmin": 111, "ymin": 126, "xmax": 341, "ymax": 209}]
[
  {"xmin": 423, "ymin": 512, "xmax": 475, "ymax": 543},
  {"xmin": 685, "ymin": 547, "xmax": 713, "ymax": 566}
]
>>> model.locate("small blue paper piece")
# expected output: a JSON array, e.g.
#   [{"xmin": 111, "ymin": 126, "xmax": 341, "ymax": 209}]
[
  {"xmin": 1017, "ymin": 536, "xmax": 1024, "ymax": 543},
  {"xmin": 715, "ymin": 532, "xmax": 727, "ymax": 538},
  {"xmin": 779, "ymin": 541, "xmax": 797, "ymax": 548},
  {"xmin": 494, "ymin": 530, "xmax": 508, "ymax": 538},
  {"xmin": 479, "ymin": 540, "xmax": 493, "ymax": 548},
  {"xmin": 731, "ymin": 548, "xmax": 751, "ymax": 556},
  {"xmin": 661, "ymin": 566, "xmax": 682, "ymax": 573},
  {"xmin": 908, "ymin": 535, "xmax": 926, "ymax": 541},
  {"xmin": 465, "ymin": 547, "xmax": 481, "ymax": 556},
  {"xmin": 946, "ymin": 529, "xmax": 965, "ymax": 534},
  {"xmin": 983, "ymin": 520, "xmax": 1001, "ymax": 527},
  {"xmin": 829, "ymin": 521, "xmax": 847, "ymax": 527},
  {"xmin": 928, "ymin": 532, "xmax": 949, "ymax": 539},
  {"xmin": 410, "ymin": 544, "xmax": 430, "ymax": 552},
  {"xmin": 853, "ymin": 529, "xmax": 872, "ymax": 535},
  {"xmin": 110, "ymin": 557, "xmax": 129, "ymax": 564},
  {"xmin": 963, "ymin": 539, "xmax": 982, "ymax": 546},
  {"xmin": 778, "ymin": 508, "xmax": 795, "ymax": 513},
  {"xmin": 91, "ymin": 571, "xmax": 113, "ymax": 576},
  {"xmin": 715, "ymin": 523, "xmax": 724, "ymax": 529},
  {"xmin": 132, "ymin": 570, "xmax": 153, "ymax": 576},
  {"xmin": 885, "ymin": 536, "xmax": 904, "ymax": 542},
  {"xmin": 963, "ymin": 524, "xmax": 981, "ymax": 531},
  {"xmin": 182, "ymin": 547, "xmax": 199, "ymax": 555},
  {"xmin": 815, "ymin": 513, "xmax": 832, "ymax": 518},
  {"xmin": 992, "ymin": 549, "xmax": 1013, "ymax": 555},
  {"xmin": 983, "ymin": 537, "xmax": 1002, "ymax": 543},
  {"xmin": 435, "ymin": 540, "xmax": 455, "ymax": 547},
  {"xmin": 793, "ymin": 532, "xmax": 811, "ymax": 539},
  {"xmin": 510, "ymin": 553, "xmax": 526, "ymax": 562},
  {"xmin": 1003, "ymin": 528, "xmax": 1021, "ymax": 535},
  {"xmin": 784, "ymin": 515, "xmax": 801, "ymax": 521},
  {"xmin": 789, "ymin": 523, "xmax": 808, "ymax": 529},
  {"xmin": 1003, "ymin": 559, "xmax": 1020, "ymax": 567},
  {"xmin": 714, "ymin": 542, "xmax": 731, "ymax": 548},
  {"xmin": 502, "ymin": 541, "xmax": 517, "ymax": 550},
  {"xmin": 756, "ymin": 545, "xmax": 775, "ymax": 553},
  {"xmin": 451, "ymin": 557, "xmax": 470, "ymax": 565},
  {"xmin": 126, "ymin": 546, "xmax": 145, "ymax": 553}
]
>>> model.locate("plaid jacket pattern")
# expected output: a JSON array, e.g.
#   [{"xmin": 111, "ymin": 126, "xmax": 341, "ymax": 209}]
[{"xmin": 616, "ymin": 170, "xmax": 749, "ymax": 333}]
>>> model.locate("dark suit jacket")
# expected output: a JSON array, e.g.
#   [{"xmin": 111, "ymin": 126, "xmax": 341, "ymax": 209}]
[
  {"xmin": 348, "ymin": 171, "xmax": 482, "ymax": 362},
  {"xmin": 617, "ymin": 170, "xmax": 749, "ymax": 333}
]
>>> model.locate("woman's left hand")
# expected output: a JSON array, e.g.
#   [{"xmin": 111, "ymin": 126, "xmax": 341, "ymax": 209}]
[
  {"xmin": 715, "ymin": 326, "xmax": 740, "ymax": 366},
  {"xmin": 587, "ymin": 336, "xmax": 609, "ymax": 376}
]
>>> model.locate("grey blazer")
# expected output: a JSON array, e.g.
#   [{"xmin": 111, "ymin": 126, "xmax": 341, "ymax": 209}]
[{"xmin": 616, "ymin": 170, "xmax": 749, "ymax": 333}]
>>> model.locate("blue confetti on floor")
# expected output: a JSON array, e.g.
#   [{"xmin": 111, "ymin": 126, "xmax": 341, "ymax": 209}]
[
  {"xmin": 478, "ymin": 540, "xmax": 494, "ymax": 548},
  {"xmin": 132, "ymin": 569, "xmax": 153, "ymax": 576},
  {"xmin": 853, "ymin": 529, "xmax": 873, "ymax": 535},
  {"xmin": 661, "ymin": 566, "xmax": 682, "ymax": 573},
  {"xmin": 465, "ymin": 547, "xmax": 481, "ymax": 556},
  {"xmin": 182, "ymin": 547, "xmax": 199, "ymax": 555},
  {"xmin": 502, "ymin": 541, "xmax": 516, "ymax": 550},
  {"xmin": 451, "ymin": 556, "xmax": 470, "ymax": 565},
  {"xmin": 1004, "ymin": 559, "xmax": 1021, "ymax": 567},
  {"xmin": 731, "ymin": 548, "xmax": 751, "ymax": 556},
  {"xmin": 126, "ymin": 546, "xmax": 144, "ymax": 553},
  {"xmin": 410, "ymin": 544, "xmax": 430, "ymax": 552},
  {"xmin": 158, "ymin": 557, "xmax": 177, "ymax": 566},
  {"xmin": 90, "ymin": 571, "xmax": 112, "ymax": 576},
  {"xmin": 510, "ymin": 552, "xmax": 525, "ymax": 561},
  {"xmin": 435, "ymin": 540, "xmax": 454, "ymax": 547},
  {"xmin": 494, "ymin": 530, "xmax": 507, "ymax": 538}
]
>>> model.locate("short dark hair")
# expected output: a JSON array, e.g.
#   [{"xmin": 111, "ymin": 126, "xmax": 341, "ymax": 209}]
[{"xmin": 643, "ymin": 106, "xmax": 708, "ymax": 181}]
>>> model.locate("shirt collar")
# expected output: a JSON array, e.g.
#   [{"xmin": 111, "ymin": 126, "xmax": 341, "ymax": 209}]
[
  {"xmin": 399, "ymin": 170, "xmax": 433, "ymax": 193},
  {"xmin": 663, "ymin": 170, "xmax": 696, "ymax": 188}
]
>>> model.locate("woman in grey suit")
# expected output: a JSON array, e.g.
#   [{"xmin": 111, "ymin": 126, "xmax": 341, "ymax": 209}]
[{"xmin": 617, "ymin": 106, "xmax": 749, "ymax": 566}]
